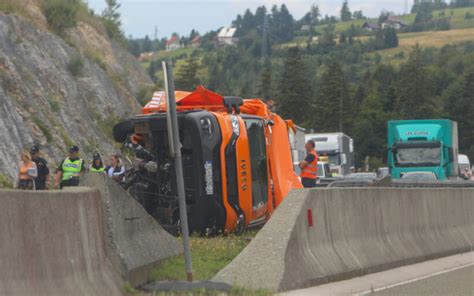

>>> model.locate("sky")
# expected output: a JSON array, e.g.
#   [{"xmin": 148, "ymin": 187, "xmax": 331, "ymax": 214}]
[{"xmin": 86, "ymin": 0, "xmax": 409, "ymax": 38}]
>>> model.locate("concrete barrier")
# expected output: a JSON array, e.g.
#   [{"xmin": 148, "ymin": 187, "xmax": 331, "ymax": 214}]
[
  {"xmin": 214, "ymin": 188, "xmax": 474, "ymax": 291},
  {"xmin": 0, "ymin": 188, "xmax": 122, "ymax": 296},
  {"xmin": 80, "ymin": 173, "xmax": 182, "ymax": 286}
]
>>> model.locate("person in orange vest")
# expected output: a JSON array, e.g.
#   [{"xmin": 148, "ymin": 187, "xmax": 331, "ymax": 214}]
[{"xmin": 299, "ymin": 140, "xmax": 318, "ymax": 188}]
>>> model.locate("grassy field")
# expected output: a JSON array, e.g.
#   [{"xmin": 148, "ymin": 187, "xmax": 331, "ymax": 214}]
[
  {"xmin": 151, "ymin": 232, "xmax": 257, "ymax": 281},
  {"xmin": 374, "ymin": 27, "xmax": 474, "ymax": 60},
  {"xmin": 307, "ymin": 6, "xmax": 474, "ymax": 35}
]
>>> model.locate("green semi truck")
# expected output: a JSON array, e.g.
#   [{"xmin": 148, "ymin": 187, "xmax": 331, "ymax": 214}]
[{"xmin": 387, "ymin": 119, "xmax": 459, "ymax": 180}]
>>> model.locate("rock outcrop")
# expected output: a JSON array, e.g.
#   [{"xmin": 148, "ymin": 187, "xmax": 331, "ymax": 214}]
[{"xmin": 0, "ymin": 6, "xmax": 151, "ymax": 181}]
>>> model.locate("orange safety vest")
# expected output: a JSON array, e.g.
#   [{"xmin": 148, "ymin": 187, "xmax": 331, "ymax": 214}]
[{"xmin": 301, "ymin": 150, "xmax": 318, "ymax": 179}]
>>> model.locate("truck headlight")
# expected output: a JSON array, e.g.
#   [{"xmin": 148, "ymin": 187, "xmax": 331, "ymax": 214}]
[{"xmin": 231, "ymin": 115, "xmax": 240, "ymax": 136}]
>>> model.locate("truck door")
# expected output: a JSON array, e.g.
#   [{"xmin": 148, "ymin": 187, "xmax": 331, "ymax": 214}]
[{"xmin": 244, "ymin": 118, "xmax": 269, "ymax": 224}]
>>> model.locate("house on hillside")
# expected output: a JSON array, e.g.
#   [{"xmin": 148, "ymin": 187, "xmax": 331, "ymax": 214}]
[
  {"xmin": 381, "ymin": 16, "xmax": 407, "ymax": 30},
  {"xmin": 217, "ymin": 27, "xmax": 238, "ymax": 46},
  {"xmin": 362, "ymin": 22, "xmax": 380, "ymax": 32},
  {"xmin": 191, "ymin": 35, "xmax": 201, "ymax": 48},
  {"xmin": 166, "ymin": 34, "xmax": 182, "ymax": 51}
]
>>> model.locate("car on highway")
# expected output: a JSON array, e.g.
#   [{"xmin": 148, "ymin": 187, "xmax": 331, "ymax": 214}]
[{"xmin": 401, "ymin": 171, "xmax": 438, "ymax": 180}]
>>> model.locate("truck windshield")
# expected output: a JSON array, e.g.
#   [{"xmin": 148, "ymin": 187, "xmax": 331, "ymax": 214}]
[{"xmin": 395, "ymin": 147, "xmax": 441, "ymax": 167}]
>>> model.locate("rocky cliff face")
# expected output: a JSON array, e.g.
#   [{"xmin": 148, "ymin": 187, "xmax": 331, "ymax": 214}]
[{"xmin": 0, "ymin": 9, "xmax": 151, "ymax": 182}]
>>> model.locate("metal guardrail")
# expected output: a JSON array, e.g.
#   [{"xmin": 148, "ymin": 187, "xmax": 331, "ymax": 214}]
[
  {"xmin": 392, "ymin": 180, "xmax": 474, "ymax": 188},
  {"xmin": 322, "ymin": 178, "xmax": 474, "ymax": 188}
]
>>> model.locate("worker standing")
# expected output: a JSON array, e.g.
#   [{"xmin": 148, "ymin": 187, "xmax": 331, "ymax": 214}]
[
  {"xmin": 55, "ymin": 145, "xmax": 85, "ymax": 189},
  {"xmin": 90, "ymin": 152, "xmax": 105, "ymax": 173},
  {"xmin": 30, "ymin": 145, "xmax": 50, "ymax": 190},
  {"xmin": 299, "ymin": 140, "xmax": 318, "ymax": 188}
]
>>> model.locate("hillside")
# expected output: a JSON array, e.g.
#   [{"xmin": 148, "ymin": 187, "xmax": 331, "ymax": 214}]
[
  {"xmin": 0, "ymin": 1, "xmax": 152, "ymax": 184},
  {"xmin": 307, "ymin": 6, "xmax": 474, "ymax": 35}
]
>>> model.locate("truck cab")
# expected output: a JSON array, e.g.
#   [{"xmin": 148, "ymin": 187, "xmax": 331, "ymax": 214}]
[
  {"xmin": 305, "ymin": 133, "xmax": 354, "ymax": 176},
  {"xmin": 387, "ymin": 119, "xmax": 459, "ymax": 180},
  {"xmin": 115, "ymin": 87, "xmax": 301, "ymax": 234}
]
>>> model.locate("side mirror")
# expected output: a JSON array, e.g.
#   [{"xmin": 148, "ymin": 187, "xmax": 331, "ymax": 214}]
[{"xmin": 340, "ymin": 154, "xmax": 347, "ymax": 165}]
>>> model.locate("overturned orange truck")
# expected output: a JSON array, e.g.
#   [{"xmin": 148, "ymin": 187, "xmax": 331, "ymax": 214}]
[{"xmin": 114, "ymin": 86, "xmax": 302, "ymax": 234}]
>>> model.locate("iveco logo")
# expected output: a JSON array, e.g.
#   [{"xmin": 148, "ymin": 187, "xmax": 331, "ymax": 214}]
[{"xmin": 240, "ymin": 159, "xmax": 247, "ymax": 191}]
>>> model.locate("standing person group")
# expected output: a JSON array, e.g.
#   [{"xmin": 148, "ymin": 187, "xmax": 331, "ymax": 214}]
[{"xmin": 15, "ymin": 144, "xmax": 126, "ymax": 190}]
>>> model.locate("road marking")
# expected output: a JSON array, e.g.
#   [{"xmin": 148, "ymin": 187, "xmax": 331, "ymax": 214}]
[{"xmin": 356, "ymin": 262, "xmax": 474, "ymax": 295}]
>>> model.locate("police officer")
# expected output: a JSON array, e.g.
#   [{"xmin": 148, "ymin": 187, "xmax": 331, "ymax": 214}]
[
  {"xmin": 30, "ymin": 145, "xmax": 50, "ymax": 190},
  {"xmin": 299, "ymin": 140, "xmax": 319, "ymax": 188},
  {"xmin": 90, "ymin": 152, "xmax": 105, "ymax": 173},
  {"xmin": 55, "ymin": 145, "xmax": 85, "ymax": 189}
]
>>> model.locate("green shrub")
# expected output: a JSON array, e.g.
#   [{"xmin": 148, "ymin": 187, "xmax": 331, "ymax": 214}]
[
  {"xmin": 32, "ymin": 116, "xmax": 53, "ymax": 143},
  {"xmin": 43, "ymin": 0, "xmax": 80, "ymax": 35},
  {"xmin": 84, "ymin": 48, "xmax": 107, "ymax": 70},
  {"xmin": 0, "ymin": 174, "xmax": 13, "ymax": 189},
  {"xmin": 67, "ymin": 54, "xmax": 84, "ymax": 76},
  {"xmin": 136, "ymin": 84, "xmax": 154, "ymax": 106},
  {"xmin": 49, "ymin": 95, "xmax": 61, "ymax": 112}
]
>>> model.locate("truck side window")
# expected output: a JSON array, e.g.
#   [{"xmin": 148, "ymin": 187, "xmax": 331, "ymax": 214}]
[{"xmin": 244, "ymin": 119, "xmax": 269, "ymax": 209}]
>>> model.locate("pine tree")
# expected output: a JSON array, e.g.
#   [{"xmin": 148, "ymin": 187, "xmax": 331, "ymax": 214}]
[
  {"xmin": 175, "ymin": 55, "xmax": 201, "ymax": 91},
  {"xmin": 396, "ymin": 45, "xmax": 435, "ymax": 118},
  {"xmin": 340, "ymin": 1, "xmax": 352, "ymax": 22},
  {"xmin": 275, "ymin": 47, "xmax": 313, "ymax": 125},
  {"xmin": 142, "ymin": 35, "xmax": 152, "ymax": 52},
  {"xmin": 316, "ymin": 62, "xmax": 352, "ymax": 133},
  {"xmin": 102, "ymin": 0, "xmax": 123, "ymax": 41},
  {"xmin": 258, "ymin": 58, "xmax": 272, "ymax": 101},
  {"xmin": 354, "ymin": 87, "xmax": 388, "ymax": 167},
  {"xmin": 443, "ymin": 67, "xmax": 474, "ymax": 161}
]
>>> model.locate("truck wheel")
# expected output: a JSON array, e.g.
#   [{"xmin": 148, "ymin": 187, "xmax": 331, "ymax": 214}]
[{"xmin": 113, "ymin": 120, "xmax": 134, "ymax": 143}]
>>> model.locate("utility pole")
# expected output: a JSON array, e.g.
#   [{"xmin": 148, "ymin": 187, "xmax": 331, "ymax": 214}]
[{"xmin": 162, "ymin": 60, "xmax": 193, "ymax": 282}]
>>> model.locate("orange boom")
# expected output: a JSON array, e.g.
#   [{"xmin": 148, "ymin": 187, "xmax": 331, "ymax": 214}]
[{"xmin": 115, "ymin": 86, "xmax": 301, "ymax": 234}]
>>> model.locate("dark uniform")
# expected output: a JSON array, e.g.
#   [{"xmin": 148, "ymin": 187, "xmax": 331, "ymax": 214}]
[{"xmin": 30, "ymin": 145, "xmax": 50, "ymax": 190}]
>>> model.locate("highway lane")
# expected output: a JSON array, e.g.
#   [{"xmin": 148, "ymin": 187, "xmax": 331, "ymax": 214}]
[
  {"xmin": 367, "ymin": 265, "xmax": 474, "ymax": 296},
  {"xmin": 282, "ymin": 252, "xmax": 474, "ymax": 296}
]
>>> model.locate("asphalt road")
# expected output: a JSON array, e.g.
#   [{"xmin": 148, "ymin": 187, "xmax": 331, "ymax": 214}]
[
  {"xmin": 282, "ymin": 252, "xmax": 474, "ymax": 296},
  {"xmin": 372, "ymin": 265, "xmax": 474, "ymax": 296}
]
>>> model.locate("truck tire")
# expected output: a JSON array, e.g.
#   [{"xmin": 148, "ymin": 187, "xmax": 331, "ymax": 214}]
[{"xmin": 113, "ymin": 120, "xmax": 134, "ymax": 143}]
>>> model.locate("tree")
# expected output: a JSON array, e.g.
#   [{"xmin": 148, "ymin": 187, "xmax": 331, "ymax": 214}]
[
  {"xmin": 142, "ymin": 35, "xmax": 152, "ymax": 52},
  {"xmin": 353, "ymin": 87, "xmax": 388, "ymax": 167},
  {"xmin": 175, "ymin": 55, "xmax": 201, "ymax": 91},
  {"xmin": 318, "ymin": 24, "xmax": 336, "ymax": 53},
  {"xmin": 315, "ymin": 62, "xmax": 352, "ymax": 133},
  {"xmin": 270, "ymin": 4, "xmax": 295, "ymax": 43},
  {"xmin": 43, "ymin": 0, "xmax": 80, "ymax": 35},
  {"xmin": 396, "ymin": 45, "xmax": 435, "ymax": 118},
  {"xmin": 443, "ymin": 67, "xmax": 474, "ymax": 161},
  {"xmin": 309, "ymin": 4, "xmax": 321, "ymax": 25},
  {"xmin": 275, "ymin": 47, "xmax": 313, "ymax": 125},
  {"xmin": 383, "ymin": 28, "xmax": 399, "ymax": 48},
  {"xmin": 353, "ymin": 10, "xmax": 365, "ymax": 19},
  {"xmin": 258, "ymin": 58, "xmax": 272, "ymax": 101},
  {"xmin": 340, "ymin": 1, "xmax": 352, "ymax": 22},
  {"xmin": 102, "ymin": 0, "xmax": 124, "ymax": 41},
  {"xmin": 147, "ymin": 60, "xmax": 159, "ymax": 83}
]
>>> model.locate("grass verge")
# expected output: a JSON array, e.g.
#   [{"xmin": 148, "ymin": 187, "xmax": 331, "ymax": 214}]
[{"xmin": 151, "ymin": 231, "xmax": 257, "ymax": 282}]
